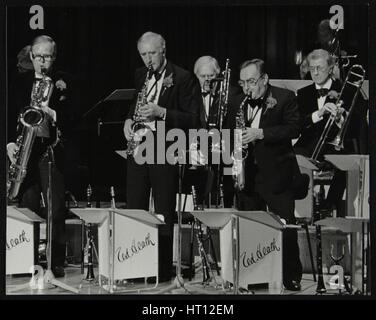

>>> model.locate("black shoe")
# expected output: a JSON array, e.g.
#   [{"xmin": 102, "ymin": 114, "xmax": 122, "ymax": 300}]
[
  {"xmin": 248, "ymin": 283, "xmax": 269, "ymax": 290},
  {"xmin": 284, "ymin": 280, "xmax": 301, "ymax": 291},
  {"xmin": 52, "ymin": 266, "xmax": 65, "ymax": 278},
  {"xmin": 128, "ymin": 278, "xmax": 146, "ymax": 284},
  {"xmin": 147, "ymin": 275, "xmax": 172, "ymax": 284}
]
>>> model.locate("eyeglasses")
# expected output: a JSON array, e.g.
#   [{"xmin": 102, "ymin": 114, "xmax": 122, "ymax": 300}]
[
  {"xmin": 31, "ymin": 53, "xmax": 54, "ymax": 62},
  {"xmin": 238, "ymin": 74, "xmax": 264, "ymax": 87},
  {"xmin": 308, "ymin": 66, "xmax": 328, "ymax": 73}
]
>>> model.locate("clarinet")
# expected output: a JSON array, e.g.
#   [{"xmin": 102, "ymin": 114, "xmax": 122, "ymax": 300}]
[
  {"xmin": 85, "ymin": 184, "xmax": 95, "ymax": 281},
  {"xmin": 192, "ymin": 186, "xmax": 212, "ymax": 283},
  {"xmin": 110, "ymin": 186, "xmax": 116, "ymax": 209},
  {"xmin": 86, "ymin": 184, "xmax": 92, "ymax": 208},
  {"xmin": 315, "ymin": 187, "xmax": 327, "ymax": 294}
]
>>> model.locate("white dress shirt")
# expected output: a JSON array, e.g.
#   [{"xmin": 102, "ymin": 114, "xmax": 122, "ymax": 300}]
[
  {"xmin": 312, "ymin": 78, "xmax": 332, "ymax": 124},
  {"xmin": 247, "ymin": 104, "xmax": 262, "ymax": 129}
]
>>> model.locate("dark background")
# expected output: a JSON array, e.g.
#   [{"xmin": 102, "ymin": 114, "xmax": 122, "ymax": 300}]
[{"xmin": 5, "ymin": 2, "xmax": 369, "ymax": 203}]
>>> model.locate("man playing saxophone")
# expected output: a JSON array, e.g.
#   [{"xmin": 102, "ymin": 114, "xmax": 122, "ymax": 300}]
[
  {"xmin": 226, "ymin": 59, "xmax": 303, "ymax": 291},
  {"xmin": 123, "ymin": 31, "xmax": 200, "ymax": 283},
  {"xmin": 7, "ymin": 35, "xmax": 77, "ymax": 278}
]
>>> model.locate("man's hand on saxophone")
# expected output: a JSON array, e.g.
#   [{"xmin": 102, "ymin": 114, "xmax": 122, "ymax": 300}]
[
  {"xmin": 7, "ymin": 142, "xmax": 19, "ymax": 164},
  {"xmin": 123, "ymin": 118, "xmax": 134, "ymax": 141},
  {"xmin": 138, "ymin": 102, "xmax": 166, "ymax": 121},
  {"xmin": 242, "ymin": 127, "xmax": 264, "ymax": 144}
]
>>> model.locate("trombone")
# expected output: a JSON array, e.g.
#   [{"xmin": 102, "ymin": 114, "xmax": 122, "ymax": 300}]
[{"xmin": 311, "ymin": 64, "xmax": 366, "ymax": 162}]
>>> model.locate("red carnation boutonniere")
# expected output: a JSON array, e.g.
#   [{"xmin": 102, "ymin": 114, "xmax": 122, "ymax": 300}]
[
  {"xmin": 264, "ymin": 95, "xmax": 277, "ymax": 114},
  {"xmin": 55, "ymin": 79, "xmax": 67, "ymax": 101},
  {"xmin": 161, "ymin": 73, "xmax": 174, "ymax": 96}
]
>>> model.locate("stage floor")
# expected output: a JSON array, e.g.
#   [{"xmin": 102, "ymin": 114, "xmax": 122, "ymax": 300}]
[{"xmin": 6, "ymin": 265, "xmax": 323, "ymax": 295}]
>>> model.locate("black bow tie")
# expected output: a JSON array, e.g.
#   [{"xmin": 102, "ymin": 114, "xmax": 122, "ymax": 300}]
[
  {"xmin": 248, "ymin": 97, "xmax": 263, "ymax": 109},
  {"xmin": 153, "ymin": 71, "xmax": 162, "ymax": 81},
  {"xmin": 316, "ymin": 88, "xmax": 329, "ymax": 98},
  {"xmin": 202, "ymin": 91, "xmax": 211, "ymax": 98}
]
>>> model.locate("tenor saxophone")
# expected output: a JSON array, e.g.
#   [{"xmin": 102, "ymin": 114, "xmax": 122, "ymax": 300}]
[
  {"xmin": 232, "ymin": 95, "xmax": 249, "ymax": 191},
  {"xmin": 7, "ymin": 69, "xmax": 54, "ymax": 200},
  {"xmin": 125, "ymin": 63, "xmax": 153, "ymax": 157}
]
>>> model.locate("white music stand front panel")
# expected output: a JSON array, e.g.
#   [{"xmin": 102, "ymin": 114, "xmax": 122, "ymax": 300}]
[
  {"xmin": 238, "ymin": 217, "xmax": 283, "ymax": 287},
  {"xmin": 113, "ymin": 213, "xmax": 158, "ymax": 279},
  {"xmin": 6, "ymin": 206, "xmax": 44, "ymax": 275}
]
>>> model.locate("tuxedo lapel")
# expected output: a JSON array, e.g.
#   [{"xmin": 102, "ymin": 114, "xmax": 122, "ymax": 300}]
[
  {"xmin": 157, "ymin": 61, "xmax": 174, "ymax": 108},
  {"xmin": 308, "ymin": 84, "xmax": 320, "ymax": 113},
  {"xmin": 259, "ymin": 86, "xmax": 273, "ymax": 126}
]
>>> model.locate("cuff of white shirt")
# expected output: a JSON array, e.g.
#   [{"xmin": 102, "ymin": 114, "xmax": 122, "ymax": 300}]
[{"xmin": 312, "ymin": 111, "xmax": 323, "ymax": 124}]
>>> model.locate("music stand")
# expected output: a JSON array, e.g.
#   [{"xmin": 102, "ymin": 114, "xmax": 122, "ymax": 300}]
[
  {"xmin": 324, "ymin": 154, "xmax": 369, "ymax": 293},
  {"xmin": 71, "ymin": 208, "xmax": 164, "ymax": 293},
  {"xmin": 96, "ymin": 89, "xmax": 135, "ymax": 135},
  {"xmin": 83, "ymin": 89, "xmax": 134, "ymax": 206},
  {"xmin": 192, "ymin": 209, "xmax": 285, "ymax": 294},
  {"xmin": 82, "ymin": 88, "xmax": 135, "ymax": 120},
  {"xmin": 6, "ymin": 207, "xmax": 44, "ymax": 293},
  {"xmin": 315, "ymin": 217, "xmax": 369, "ymax": 294}
]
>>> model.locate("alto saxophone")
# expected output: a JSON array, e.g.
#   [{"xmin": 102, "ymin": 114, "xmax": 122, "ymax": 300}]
[
  {"xmin": 125, "ymin": 63, "xmax": 154, "ymax": 157},
  {"xmin": 7, "ymin": 68, "xmax": 54, "ymax": 200},
  {"xmin": 232, "ymin": 95, "xmax": 249, "ymax": 192}
]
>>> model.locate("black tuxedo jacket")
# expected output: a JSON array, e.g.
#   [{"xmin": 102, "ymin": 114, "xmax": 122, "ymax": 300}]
[
  {"xmin": 295, "ymin": 79, "xmax": 368, "ymax": 156},
  {"xmin": 126, "ymin": 61, "xmax": 200, "ymax": 131},
  {"xmin": 226, "ymin": 85, "xmax": 300, "ymax": 194}
]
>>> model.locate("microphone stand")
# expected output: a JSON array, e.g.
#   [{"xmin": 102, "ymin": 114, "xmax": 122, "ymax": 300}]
[{"xmin": 43, "ymin": 146, "xmax": 80, "ymax": 293}]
